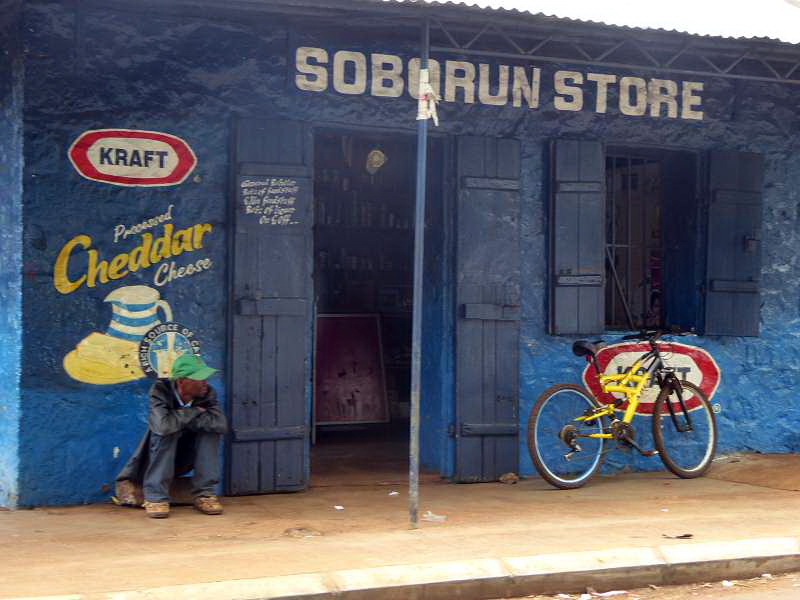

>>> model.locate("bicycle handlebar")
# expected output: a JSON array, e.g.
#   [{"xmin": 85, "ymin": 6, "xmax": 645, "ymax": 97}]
[{"xmin": 621, "ymin": 327, "xmax": 693, "ymax": 342}]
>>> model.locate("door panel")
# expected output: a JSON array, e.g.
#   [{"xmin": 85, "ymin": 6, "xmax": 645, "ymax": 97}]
[
  {"xmin": 228, "ymin": 118, "xmax": 312, "ymax": 494},
  {"xmin": 454, "ymin": 136, "xmax": 520, "ymax": 483}
]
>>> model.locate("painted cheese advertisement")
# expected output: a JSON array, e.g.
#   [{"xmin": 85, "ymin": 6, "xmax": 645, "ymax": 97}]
[
  {"xmin": 59, "ymin": 129, "xmax": 213, "ymax": 385},
  {"xmin": 581, "ymin": 341, "xmax": 721, "ymax": 415}
]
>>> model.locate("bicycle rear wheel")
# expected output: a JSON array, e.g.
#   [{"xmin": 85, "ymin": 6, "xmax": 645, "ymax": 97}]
[
  {"xmin": 527, "ymin": 384, "xmax": 607, "ymax": 489},
  {"xmin": 652, "ymin": 381, "xmax": 717, "ymax": 478}
]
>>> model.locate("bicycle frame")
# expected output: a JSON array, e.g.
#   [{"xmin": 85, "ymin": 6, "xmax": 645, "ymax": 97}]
[{"xmin": 575, "ymin": 345, "xmax": 665, "ymax": 440}]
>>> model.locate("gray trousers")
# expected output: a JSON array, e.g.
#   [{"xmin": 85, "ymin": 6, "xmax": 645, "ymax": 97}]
[{"xmin": 143, "ymin": 430, "xmax": 221, "ymax": 503}]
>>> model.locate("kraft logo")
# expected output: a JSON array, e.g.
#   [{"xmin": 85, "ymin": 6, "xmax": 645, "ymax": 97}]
[
  {"xmin": 68, "ymin": 129, "xmax": 197, "ymax": 187},
  {"xmin": 581, "ymin": 342, "xmax": 721, "ymax": 415}
]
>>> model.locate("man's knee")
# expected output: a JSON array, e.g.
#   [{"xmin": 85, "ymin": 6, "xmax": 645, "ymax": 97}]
[
  {"xmin": 149, "ymin": 432, "xmax": 181, "ymax": 455},
  {"xmin": 194, "ymin": 431, "xmax": 221, "ymax": 450}
]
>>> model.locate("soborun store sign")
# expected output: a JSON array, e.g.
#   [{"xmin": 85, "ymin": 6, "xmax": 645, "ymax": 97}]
[{"xmin": 295, "ymin": 47, "xmax": 706, "ymax": 120}]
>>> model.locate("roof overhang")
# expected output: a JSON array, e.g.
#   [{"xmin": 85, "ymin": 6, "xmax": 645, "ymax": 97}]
[{"xmin": 86, "ymin": 0, "xmax": 800, "ymax": 85}]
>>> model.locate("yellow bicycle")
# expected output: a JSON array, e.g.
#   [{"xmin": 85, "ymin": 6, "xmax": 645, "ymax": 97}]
[{"xmin": 527, "ymin": 329, "xmax": 717, "ymax": 489}]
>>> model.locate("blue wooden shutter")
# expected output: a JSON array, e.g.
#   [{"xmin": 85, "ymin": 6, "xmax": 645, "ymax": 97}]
[
  {"xmin": 549, "ymin": 139, "xmax": 605, "ymax": 335},
  {"xmin": 454, "ymin": 136, "xmax": 520, "ymax": 483},
  {"xmin": 705, "ymin": 151, "xmax": 763, "ymax": 336},
  {"xmin": 228, "ymin": 118, "xmax": 312, "ymax": 494}
]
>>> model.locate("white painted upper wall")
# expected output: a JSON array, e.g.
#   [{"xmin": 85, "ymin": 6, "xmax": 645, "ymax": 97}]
[{"xmin": 392, "ymin": 0, "xmax": 800, "ymax": 44}]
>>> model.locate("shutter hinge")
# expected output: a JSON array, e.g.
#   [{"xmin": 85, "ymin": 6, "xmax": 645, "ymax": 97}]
[{"xmin": 447, "ymin": 423, "xmax": 456, "ymax": 437}]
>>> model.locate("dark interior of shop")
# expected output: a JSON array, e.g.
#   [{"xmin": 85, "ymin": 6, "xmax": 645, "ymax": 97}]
[
  {"xmin": 605, "ymin": 148, "xmax": 698, "ymax": 332},
  {"xmin": 311, "ymin": 130, "xmax": 416, "ymax": 485}
]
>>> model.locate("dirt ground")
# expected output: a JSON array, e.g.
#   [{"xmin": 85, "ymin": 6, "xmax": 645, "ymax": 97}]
[
  {"xmin": 0, "ymin": 454, "xmax": 798, "ymax": 598},
  {"xmin": 706, "ymin": 453, "xmax": 800, "ymax": 492}
]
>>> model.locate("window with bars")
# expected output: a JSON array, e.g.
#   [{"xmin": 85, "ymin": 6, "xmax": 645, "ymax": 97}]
[
  {"xmin": 549, "ymin": 139, "xmax": 764, "ymax": 337},
  {"xmin": 605, "ymin": 153, "xmax": 664, "ymax": 330}
]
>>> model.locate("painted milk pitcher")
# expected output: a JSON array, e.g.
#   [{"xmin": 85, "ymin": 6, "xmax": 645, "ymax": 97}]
[{"xmin": 104, "ymin": 285, "xmax": 173, "ymax": 343}]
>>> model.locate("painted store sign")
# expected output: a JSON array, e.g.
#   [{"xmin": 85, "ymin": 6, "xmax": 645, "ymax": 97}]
[
  {"xmin": 68, "ymin": 129, "xmax": 197, "ymax": 186},
  {"xmin": 295, "ymin": 47, "xmax": 706, "ymax": 120},
  {"xmin": 581, "ymin": 342, "xmax": 721, "ymax": 415}
]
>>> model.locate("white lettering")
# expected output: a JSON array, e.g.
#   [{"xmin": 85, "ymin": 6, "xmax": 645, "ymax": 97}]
[
  {"xmin": 512, "ymin": 66, "xmax": 541, "ymax": 109},
  {"xmin": 478, "ymin": 64, "xmax": 509, "ymax": 106},
  {"xmin": 371, "ymin": 53, "xmax": 404, "ymax": 97},
  {"xmin": 153, "ymin": 257, "xmax": 213, "ymax": 287},
  {"xmin": 682, "ymin": 81, "xmax": 704, "ymax": 120},
  {"xmin": 649, "ymin": 79, "xmax": 679, "ymax": 118},
  {"xmin": 445, "ymin": 60, "xmax": 476, "ymax": 104},
  {"xmin": 554, "ymin": 71, "xmax": 584, "ymax": 111},
  {"xmin": 333, "ymin": 51, "xmax": 367, "ymax": 95},
  {"xmin": 587, "ymin": 73, "xmax": 617, "ymax": 114},
  {"xmin": 295, "ymin": 47, "xmax": 329, "ymax": 92},
  {"xmin": 292, "ymin": 47, "xmax": 705, "ymax": 121},
  {"xmin": 619, "ymin": 76, "xmax": 648, "ymax": 116},
  {"xmin": 113, "ymin": 204, "xmax": 174, "ymax": 243}
]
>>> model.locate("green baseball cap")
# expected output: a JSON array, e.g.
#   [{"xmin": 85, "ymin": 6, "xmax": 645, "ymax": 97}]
[{"xmin": 170, "ymin": 354, "xmax": 217, "ymax": 381}]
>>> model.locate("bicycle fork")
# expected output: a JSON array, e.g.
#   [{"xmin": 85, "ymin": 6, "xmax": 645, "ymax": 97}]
[{"xmin": 657, "ymin": 372, "xmax": 695, "ymax": 433}]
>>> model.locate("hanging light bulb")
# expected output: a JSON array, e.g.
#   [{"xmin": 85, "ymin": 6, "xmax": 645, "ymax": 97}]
[{"xmin": 366, "ymin": 149, "xmax": 387, "ymax": 175}]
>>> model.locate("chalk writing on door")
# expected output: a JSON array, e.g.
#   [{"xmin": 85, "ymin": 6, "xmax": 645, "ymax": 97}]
[{"xmin": 240, "ymin": 177, "xmax": 300, "ymax": 226}]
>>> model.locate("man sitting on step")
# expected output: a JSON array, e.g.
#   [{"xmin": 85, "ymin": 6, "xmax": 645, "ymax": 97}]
[{"xmin": 115, "ymin": 354, "xmax": 228, "ymax": 518}]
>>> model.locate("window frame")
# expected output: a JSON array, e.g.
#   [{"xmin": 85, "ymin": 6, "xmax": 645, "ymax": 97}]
[{"xmin": 548, "ymin": 140, "xmax": 763, "ymax": 338}]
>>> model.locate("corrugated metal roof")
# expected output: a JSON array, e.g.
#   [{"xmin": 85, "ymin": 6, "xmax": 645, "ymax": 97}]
[{"xmin": 372, "ymin": 0, "xmax": 800, "ymax": 45}]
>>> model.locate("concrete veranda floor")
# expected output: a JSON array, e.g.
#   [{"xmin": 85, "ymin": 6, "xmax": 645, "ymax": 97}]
[{"xmin": 1, "ymin": 455, "xmax": 799, "ymax": 599}]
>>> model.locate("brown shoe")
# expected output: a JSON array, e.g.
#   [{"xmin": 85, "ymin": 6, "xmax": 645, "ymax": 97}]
[
  {"xmin": 115, "ymin": 479, "xmax": 144, "ymax": 506},
  {"xmin": 194, "ymin": 496, "xmax": 223, "ymax": 515},
  {"xmin": 143, "ymin": 501, "xmax": 170, "ymax": 519}
]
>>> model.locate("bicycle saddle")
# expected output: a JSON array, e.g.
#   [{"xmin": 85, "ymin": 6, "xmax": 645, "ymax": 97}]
[{"xmin": 572, "ymin": 340, "xmax": 606, "ymax": 358}]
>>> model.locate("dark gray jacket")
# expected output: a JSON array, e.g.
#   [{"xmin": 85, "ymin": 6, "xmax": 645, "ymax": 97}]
[
  {"xmin": 147, "ymin": 378, "xmax": 227, "ymax": 436},
  {"xmin": 116, "ymin": 379, "xmax": 227, "ymax": 484}
]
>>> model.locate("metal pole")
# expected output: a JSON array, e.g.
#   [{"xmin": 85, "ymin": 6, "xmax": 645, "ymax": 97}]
[{"xmin": 409, "ymin": 17, "xmax": 430, "ymax": 530}]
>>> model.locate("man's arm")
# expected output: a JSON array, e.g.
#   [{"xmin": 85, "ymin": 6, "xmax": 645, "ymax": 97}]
[
  {"xmin": 190, "ymin": 387, "xmax": 228, "ymax": 434},
  {"xmin": 147, "ymin": 382, "xmax": 202, "ymax": 436}
]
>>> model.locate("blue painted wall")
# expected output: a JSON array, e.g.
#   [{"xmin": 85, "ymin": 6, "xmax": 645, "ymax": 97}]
[
  {"xmin": 19, "ymin": 2, "xmax": 237, "ymax": 505},
  {"xmin": 0, "ymin": 1, "xmax": 24, "ymax": 509},
  {"xmin": 516, "ymin": 85, "xmax": 800, "ymax": 475},
  {"xmin": 15, "ymin": 1, "xmax": 800, "ymax": 504}
]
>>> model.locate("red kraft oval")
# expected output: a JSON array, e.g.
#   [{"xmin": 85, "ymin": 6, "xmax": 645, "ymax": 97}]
[
  {"xmin": 581, "ymin": 341, "xmax": 721, "ymax": 415},
  {"xmin": 68, "ymin": 129, "xmax": 197, "ymax": 186}
]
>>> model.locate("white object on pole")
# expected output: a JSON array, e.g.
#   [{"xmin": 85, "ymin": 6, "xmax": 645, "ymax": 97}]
[{"xmin": 416, "ymin": 68, "xmax": 440, "ymax": 126}]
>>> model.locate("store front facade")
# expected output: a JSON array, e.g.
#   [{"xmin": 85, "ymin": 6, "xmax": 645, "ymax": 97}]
[{"xmin": 1, "ymin": 0, "xmax": 799, "ymax": 507}]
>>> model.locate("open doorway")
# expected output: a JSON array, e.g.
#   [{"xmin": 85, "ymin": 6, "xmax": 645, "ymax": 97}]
[{"xmin": 311, "ymin": 129, "xmax": 442, "ymax": 486}]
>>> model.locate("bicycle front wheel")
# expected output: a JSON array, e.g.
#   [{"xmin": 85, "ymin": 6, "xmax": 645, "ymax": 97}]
[
  {"xmin": 652, "ymin": 381, "xmax": 717, "ymax": 478},
  {"xmin": 527, "ymin": 384, "xmax": 607, "ymax": 489}
]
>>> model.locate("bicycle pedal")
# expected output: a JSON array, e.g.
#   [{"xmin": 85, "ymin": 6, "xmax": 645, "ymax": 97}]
[{"xmin": 622, "ymin": 436, "xmax": 659, "ymax": 457}]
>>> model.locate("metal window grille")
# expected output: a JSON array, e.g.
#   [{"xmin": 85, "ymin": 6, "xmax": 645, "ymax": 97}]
[{"xmin": 605, "ymin": 153, "xmax": 663, "ymax": 330}]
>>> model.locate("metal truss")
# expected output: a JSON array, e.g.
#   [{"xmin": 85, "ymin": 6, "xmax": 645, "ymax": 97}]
[
  {"xmin": 427, "ymin": 18, "xmax": 800, "ymax": 86},
  {"xmin": 93, "ymin": 0, "xmax": 800, "ymax": 86}
]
